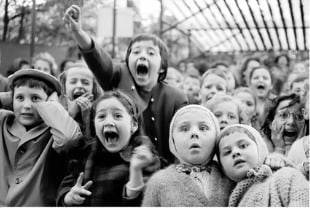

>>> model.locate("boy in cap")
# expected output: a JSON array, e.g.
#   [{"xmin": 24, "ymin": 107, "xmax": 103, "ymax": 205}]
[{"xmin": 0, "ymin": 69, "xmax": 81, "ymax": 206}]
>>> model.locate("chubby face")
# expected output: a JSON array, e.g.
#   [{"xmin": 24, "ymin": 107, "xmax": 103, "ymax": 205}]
[
  {"xmin": 94, "ymin": 98, "xmax": 137, "ymax": 153},
  {"xmin": 200, "ymin": 74, "xmax": 227, "ymax": 103},
  {"xmin": 34, "ymin": 59, "xmax": 52, "ymax": 75},
  {"xmin": 65, "ymin": 67, "xmax": 94, "ymax": 100},
  {"xmin": 272, "ymin": 99, "xmax": 304, "ymax": 144},
  {"xmin": 235, "ymin": 91, "xmax": 256, "ymax": 122},
  {"xmin": 128, "ymin": 40, "xmax": 162, "ymax": 91},
  {"xmin": 250, "ymin": 68, "xmax": 272, "ymax": 99},
  {"xmin": 183, "ymin": 76, "xmax": 200, "ymax": 98},
  {"xmin": 172, "ymin": 110, "xmax": 217, "ymax": 165},
  {"xmin": 213, "ymin": 101, "xmax": 239, "ymax": 130},
  {"xmin": 13, "ymin": 86, "xmax": 48, "ymax": 129},
  {"xmin": 219, "ymin": 132, "xmax": 259, "ymax": 182}
]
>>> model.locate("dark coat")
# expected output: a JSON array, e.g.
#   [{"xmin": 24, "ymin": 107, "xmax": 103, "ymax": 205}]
[
  {"xmin": 57, "ymin": 136, "xmax": 158, "ymax": 206},
  {"xmin": 80, "ymin": 40, "xmax": 188, "ymax": 164}
]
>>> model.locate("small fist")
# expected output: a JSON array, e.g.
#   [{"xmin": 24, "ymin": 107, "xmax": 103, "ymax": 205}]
[
  {"xmin": 63, "ymin": 5, "xmax": 82, "ymax": 31},
  {"xmin": 130, "ymin": 145, "xmax": 154, "ymax": 170}
]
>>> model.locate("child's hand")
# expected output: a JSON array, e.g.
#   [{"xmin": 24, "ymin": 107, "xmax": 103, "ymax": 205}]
[
  {"xmin": 271, "ymin": 120, "xmax": 285, "ymax": 153},
  {"xmin": 264, "ymin": 152, "xmax": 286, "ymax": 170},
  {"xmin": 63, "ymin": 5, "xmax": 82, "ymax": 32},
  {"xmin": 130, "ymin": 145, "xmax": 154, "ymax": 171},
  {"xmin": 75, "ymin": 93, "xmax": 93, "ymax": 111},
  {"xmin": 64, "ymin": 172, "xmax": 93, "ymax": 206}
]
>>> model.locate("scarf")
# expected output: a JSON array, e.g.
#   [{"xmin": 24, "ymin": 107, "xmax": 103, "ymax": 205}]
[{"xmin": 228, "ymin": 164, "xmax": 272, "ymax": 207}]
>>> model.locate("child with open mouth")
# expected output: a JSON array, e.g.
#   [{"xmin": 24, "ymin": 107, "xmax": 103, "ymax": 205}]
[
  {"xmin": 57, "ymin": 90, "xmax": 159, "ymax": 206},
  {"xmin": 216, "ymin": 124, "xmax": 309, "ymax": 206},
  {"xmin": 59, "ymin": 61, "xmax": 102, "ymax": 137},
  {"xmin": 262, "ymin": 94, "xmax": 306, "ymax": 155},
  {"xmin": 63, "ymin": 5, "xmax": 188, "ymax": 165},
  {"xmin": 249, "ymin": 66, "xmax": 276, "ymax": 130}
]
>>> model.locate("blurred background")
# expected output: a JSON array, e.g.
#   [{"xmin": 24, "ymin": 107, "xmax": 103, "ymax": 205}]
[{"xmin": 0, "ymin": 0, "xmax": 309, "ymax": 76}]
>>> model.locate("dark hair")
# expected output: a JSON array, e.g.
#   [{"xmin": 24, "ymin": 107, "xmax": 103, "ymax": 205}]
[
  {"xmin": 240, "ymin": 57, "xmax": 260, "ymax": 86},
  {"xmin": 261, "ymin": 94, "xmax": 301, "ymax": 141},
  {"xmin": 290, "ymin": 75, "xmax": 308, "ymax": 90},
  {"xmin": 89, "ymin": 90, "xmax": 139, "ymax": 137},
  {"xmin": 125, "ymin": 34, "xmax": 169, "ymax": 82},
  {"xmin": 275, "ymin": 54, "xmax": 290, "ymax": 66},
  {"xmin": 7, "ymin": 58, "xmax": 30, "ymax": 77},
  {"xmin": 249, "ymin": 65, "xmax": 273, "ymax": 84},
  {"xmin": 11, "ymin": 77, "xmax": 54, "ymax": 97}
]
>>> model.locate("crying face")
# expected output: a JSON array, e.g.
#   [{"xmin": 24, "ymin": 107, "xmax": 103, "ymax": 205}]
[
  {"xmin": 94, "ymin": 97, "xmax": 137, "ymax": 153},
  {"xmin": 128, "ymin": 40, "xmax": 162, "ymax": 91}
]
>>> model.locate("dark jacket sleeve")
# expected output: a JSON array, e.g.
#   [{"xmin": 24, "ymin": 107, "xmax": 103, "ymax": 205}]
[
  {"xmin": 56, "ymin": 138, "xmax": 90, "ymax": 206},
  {"xmin": 79, "ymin": 39, "xmax": 118, "ymax": 90}
]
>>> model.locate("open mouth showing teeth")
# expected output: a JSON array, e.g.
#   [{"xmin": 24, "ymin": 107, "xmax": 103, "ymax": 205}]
[
  {"xmin": 104, "ymin": 131, "xmax": 119, "ymax": 143},
  {"xmin": 136, "ymin": 64, "xmax": 149, "ymax": 75}
]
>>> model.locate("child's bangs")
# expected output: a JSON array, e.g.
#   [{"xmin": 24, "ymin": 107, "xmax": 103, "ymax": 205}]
[{"xmin": 12, "ymin": 77, "xmax": 54, "ymax": 96}]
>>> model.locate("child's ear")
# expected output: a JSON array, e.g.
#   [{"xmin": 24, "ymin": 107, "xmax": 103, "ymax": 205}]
[{"xmin": 131, "ymin": 120, "xmax": 138, "ymax": 134}]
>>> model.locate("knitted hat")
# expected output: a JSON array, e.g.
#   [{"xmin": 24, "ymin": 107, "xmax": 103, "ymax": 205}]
[
  {"xmin": 169, "ymin": 104, "xmax": 220, "ymax": 164},
  {"xmin": 216, "ymin": 124, "xmax": 268, "ymax": 167},
  {"xmin": 8, "ymin": 69, "xmax": 61, "ymax": 95}
]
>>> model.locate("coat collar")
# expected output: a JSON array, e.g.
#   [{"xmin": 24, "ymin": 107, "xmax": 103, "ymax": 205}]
[{"xmin": 8, "ymin": 118, "xmax": 49, "ymax": 147}]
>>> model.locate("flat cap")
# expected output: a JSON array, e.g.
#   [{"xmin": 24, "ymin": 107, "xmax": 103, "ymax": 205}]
[{"xmin": 8, "ymin": 69, "xmax": 61, "ymax": 95}]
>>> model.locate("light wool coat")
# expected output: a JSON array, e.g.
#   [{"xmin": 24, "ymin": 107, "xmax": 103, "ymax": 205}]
[{"xmin": 142, "ymin": 162, "xmax": 234, "ymax": 207}]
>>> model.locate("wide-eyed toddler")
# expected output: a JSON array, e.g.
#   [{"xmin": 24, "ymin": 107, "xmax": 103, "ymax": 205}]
[{"xmin": 142, "ymin": 105, "xmax": 234, "ymax": 206}]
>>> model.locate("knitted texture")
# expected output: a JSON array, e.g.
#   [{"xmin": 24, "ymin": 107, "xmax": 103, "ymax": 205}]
[
  {"xmin": 229, "ymin": 167, "xmax": 309, "ymax": 207},
  {"xmin": 142, "ymin": 162, "xmax": 234, "ymax": 207}
]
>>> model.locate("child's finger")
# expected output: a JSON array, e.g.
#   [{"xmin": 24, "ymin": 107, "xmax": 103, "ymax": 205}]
[
  {"xmin": 77, "ymin": 188, "xmax": 92, "ymax": 196},
  {"xmin": 73, "ymin": 194, "xmax": 85, "ymax": 203},
  {"xmin": 76, "ymin": 172, "xmax": 84, "ymax": 186},
  {"xmin": 82, "ymin": 180, "xmax": 93, "ymax": 190}
]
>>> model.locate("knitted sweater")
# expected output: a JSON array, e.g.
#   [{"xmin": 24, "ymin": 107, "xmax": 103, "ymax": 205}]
[
  {"xmin": 229, "ymin": 166, "xmax": 309, "ymax": 207},
  {"xmin": 142, "ymin": 162, "xmax": 234, "ymax": 207}
]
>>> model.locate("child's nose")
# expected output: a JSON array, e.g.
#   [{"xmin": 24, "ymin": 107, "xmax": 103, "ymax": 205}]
[
  {"xmin": 190, "ymin": 127, "xmax": 199, "ymax": 139},
  {"xmin": 22, "ymin": 99, "xmax": 32, "ymax": 108},
  {"xmin": 232, "ymin": 147, "xmax": 241, "ymax": 158}
]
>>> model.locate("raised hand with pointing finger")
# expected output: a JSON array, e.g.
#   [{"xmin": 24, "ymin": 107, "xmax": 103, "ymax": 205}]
[{"xmin": 64, "ymin": 172, "xmax": 93, "ymax": 206}]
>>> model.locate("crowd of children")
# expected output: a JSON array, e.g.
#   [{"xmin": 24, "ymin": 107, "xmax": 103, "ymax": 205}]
[{"xmin": 0, "ymin": 4, "xmax": 308, "ymax": 207}]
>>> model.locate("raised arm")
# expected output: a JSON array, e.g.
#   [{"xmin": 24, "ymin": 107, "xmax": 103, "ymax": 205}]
[{"xmin": 63, "ymin": 5, "xmax": 115, "ymax": 90}]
